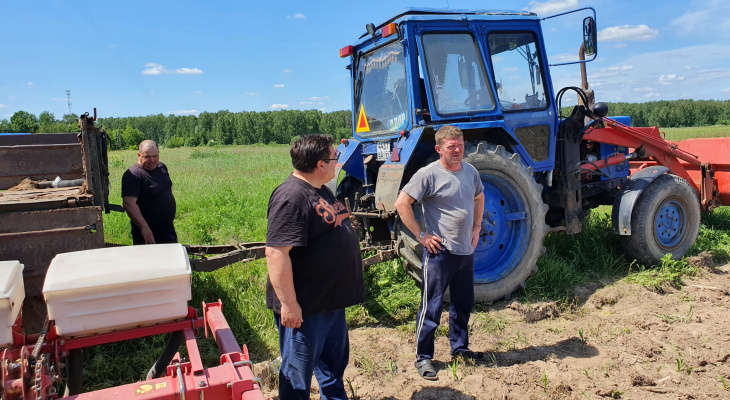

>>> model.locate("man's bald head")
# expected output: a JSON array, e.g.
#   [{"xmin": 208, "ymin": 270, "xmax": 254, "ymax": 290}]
[{"xmin": 139, "ymin": 140, "xmax": 158, "ymax": 153}]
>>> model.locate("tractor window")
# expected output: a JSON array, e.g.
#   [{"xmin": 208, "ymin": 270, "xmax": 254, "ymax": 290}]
[
  {"xmin": 354, "ymin": 41, "xmax": 408, "ymax": 136},
  {"xmin": 421, "ymin": 33, "xmax": 495, "ymax": 115},
  {"xmin": 488, "ymin": 32, "xmax": 547, "ymax": 112}
]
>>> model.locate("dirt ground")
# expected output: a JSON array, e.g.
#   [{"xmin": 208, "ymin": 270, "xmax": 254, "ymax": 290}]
[{"xmin": 259, "ymin": 256, "xmax": 730, "ymax": 399}]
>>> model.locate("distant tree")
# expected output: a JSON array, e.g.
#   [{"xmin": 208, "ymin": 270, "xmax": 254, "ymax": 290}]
[
  {"xmin": 107, "ymin": 129, "xmax": 123, "ymax": 150},
  {"xmin": 121, "ymin": 124, "xmax": 145, "ymax": 149},
  {"xmin": 0, "ymin": 119, "xmax": 11, "ymax": 133},
  {"xmin": 62, "ymin": 113, "xmax": 80, "ymax": 132},
  {"xmin": 10, "ymin": 111, "xmax": 39, "ymax": 133},
  {"xmin": 168, "ymin": 136, "xmax": 184, "ymax": 148}
]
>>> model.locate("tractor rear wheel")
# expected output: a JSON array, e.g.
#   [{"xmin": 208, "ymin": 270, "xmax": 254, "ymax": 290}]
[
  {"xmin": 396, "ymin": 143, "xmax": 549, "ymax": 303},
  {"xmin": 621, "ymin": 174, "xmax": 700, "ymax": 265}
]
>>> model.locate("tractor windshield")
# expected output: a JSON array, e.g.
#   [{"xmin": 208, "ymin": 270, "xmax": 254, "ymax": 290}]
[
  {"xmin": 488, "ymin": 32, "xmax": 548, "ymax": 111},
  {"xmin": 422, "ymin": 33, "xmax": 495, "ymax": 115},
  {"xmin": 354, "ymin": 41, "xmax": 408, "ymax": 136}
]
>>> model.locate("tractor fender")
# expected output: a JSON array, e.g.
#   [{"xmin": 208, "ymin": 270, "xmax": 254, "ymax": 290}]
[
  {"xmin": 612, "ymin": 166, "xmax": 669, "ymax": 235},
  {"xmin": 325, "ymin": 138, "xmax": 364, "ymax": 193}
]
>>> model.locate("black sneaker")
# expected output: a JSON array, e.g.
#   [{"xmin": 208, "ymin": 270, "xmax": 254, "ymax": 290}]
[{"xmin": 452, "ymin": 349, "xmax": 485, "ymax": 361}]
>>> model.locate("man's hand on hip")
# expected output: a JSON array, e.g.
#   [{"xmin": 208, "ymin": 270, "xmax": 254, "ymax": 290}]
[
  {"xmin": 280, "ymin": 302, "xmax": 303, "ymax": 328},
  {"xmin": 419, "ymin": 233, "xmax": 443, "ymax": 254}
]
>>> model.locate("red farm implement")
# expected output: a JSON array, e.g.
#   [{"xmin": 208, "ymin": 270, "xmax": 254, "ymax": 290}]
[{"xmin": 0, "ymin": 245, "xmax": 267, "ymax": 400}]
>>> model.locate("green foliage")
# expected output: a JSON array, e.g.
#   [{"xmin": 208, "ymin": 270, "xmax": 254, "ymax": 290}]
[
  {"xmin": 346, "ymin": 258, "xmax": 420, "ymax": 327},
  {"xmin": 560, "ymin": 99, "xmax": 730, "ymax": 128},
  {"xmin": 167, "ymin": 136, "xmax": 184, "ymax": 148},
  {"xmin": 525, "ymin": 208, "xmax": 627, "ymax": 299},
  {"xmin": 625, "ymin": 255, "xmax": 699, "ymax": 293},
  {"xmin": 10, "ymin": 110, "xmax": 38, "ymax": 133},
  {"xmin": 121, "ymin": 124, "xmax": 145, "ymax": 149}
]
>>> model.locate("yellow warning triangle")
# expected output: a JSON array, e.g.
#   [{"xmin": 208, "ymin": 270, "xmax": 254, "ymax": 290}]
[{"xmin": 356, "ymin": 104, "xmax": 370, "ymax": 133}]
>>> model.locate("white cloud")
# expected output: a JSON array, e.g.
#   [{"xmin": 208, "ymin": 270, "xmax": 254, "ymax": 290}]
[
  {"xmin": 283, "ymin": 69, "xmax": 293, "ymax": 73},
  {"xmin": 273, "ymin": 84, "xmax": 285, "ymax": 88},
  {"xmin": 670, "ymin": 11, "xmax": 703, "ymax": 34},
  {"xmin": 590, "ymin": 65, "xmax": 633, "ymax": 79},
  {"xmin": 612, "ymin": 43, "xmax": 627, "ymax": 49},
  {"xmin": 270, "ymin": 104, "xmax": 289, "ymax": 110},
  {"xmin": 169, "ymin": 110, "xmax": 200, "ymax": 116},
  {"xmin": 527, "ymin": 0, "xmax": 578, "ymax": 16},
  {"xmin": 307, "ymin": 96, "xmax": 330, "ymax": 101},
  {"xmin": 319, "ymin": 108, "xmax": 326, "ymax": 112},
  {"xmin": 549, "ymin": 53, "xmax": 578, "ymax": 63},
  {"xmin": 598, "ymin": 25, "xmax": 658, "ymax": 42},
  {"xmin": 142, "ymin": 63, "xmax": 203, "ymax": 75},
  {"xmin": 633, "ymin": 87, "xmax": 655, "ymax": 93},
  {"xmin": 27, "ymin": 82, "xmax": 34, "ymax": 86},
  {"xmin": 142, "ymin": 63, "xmax": 168, "ymax": 75},
  {"xmin": 287, "ymin": 13, "xmax": 306, "ymax": 19},
  {"xmin": 695, "ymin": 69, "xmax": 730, "ymax": 81},
  {"xmin": 504, "ymin": 67, "xmax": 519, "ymax": 72},
  {"xmin": 244, "ymin": 92, "xmax": 259, "ymax": 96},
  {"xmin": 659, "ymin": 74, "xmax": 685, "ymax": 85},
  {"xmin": 174, "ymin": 67, "xmax": 203, "ymax": 75},
  {"xmin": 0, "ymin": 104, "xmax": 5, "ymax": 108},
  {"xmin": 644, "ymin": 92, "xmax": 661, "ymax": 99},
  {"xmin": 722, "ymin": 88, "xmax": 730, "ymax": 93},
  {"xmin": 193, "ymin": 91, "xmax": 203, "ymax": 95}
]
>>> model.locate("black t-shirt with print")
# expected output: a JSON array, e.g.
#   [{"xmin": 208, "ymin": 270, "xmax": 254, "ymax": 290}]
[{"xmin": 266, "ymin": 174, "xmax": 365, "ymax": 316}]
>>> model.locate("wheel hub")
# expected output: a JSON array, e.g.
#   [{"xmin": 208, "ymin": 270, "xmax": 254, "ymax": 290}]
[{"xmin": 655, "ymin": 200, "xmax": 685, "ymax": 248}]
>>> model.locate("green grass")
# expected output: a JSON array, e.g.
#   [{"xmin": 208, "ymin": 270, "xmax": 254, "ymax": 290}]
[
  {"xmin": 85, "ymin": 128, "xmax": 730, "ymax": 390},
  {"xmin": 662, "ymin": 125, "xmax": 730, "ymax": 141}
]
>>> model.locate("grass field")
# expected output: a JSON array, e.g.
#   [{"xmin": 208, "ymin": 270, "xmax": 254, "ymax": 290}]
[{"xmin": 89, "ymin": 125, "xmax": 730, "ymax": 390}]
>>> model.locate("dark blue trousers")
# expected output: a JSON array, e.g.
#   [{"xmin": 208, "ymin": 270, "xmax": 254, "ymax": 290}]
[
  {"xmin": 275, "ymin": 309, "xmax": 349, "ymax": 400},
  {"xmin": 415, "ymin": 248, "xmax": 475, "ymax": 361}
]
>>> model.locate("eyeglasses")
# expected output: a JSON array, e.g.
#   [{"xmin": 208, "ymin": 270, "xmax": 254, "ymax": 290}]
[{"xmin": 322, "ymin": 150, "xmax": 340, "ymax": 163}]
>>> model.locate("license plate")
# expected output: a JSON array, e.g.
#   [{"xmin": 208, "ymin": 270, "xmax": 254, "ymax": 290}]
[{"xmin": 377, "ymin": 141, "xmax": 391, "ymax": 161}]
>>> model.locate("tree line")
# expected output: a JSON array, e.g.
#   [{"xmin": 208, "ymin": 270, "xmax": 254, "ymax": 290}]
[
  {"xmin": 99, "ymin": 110, "xmax": 352, "ymax": 150},
  {"xmin": 2, "ymin": 99, "xmax": 728, "ymax": 148}
]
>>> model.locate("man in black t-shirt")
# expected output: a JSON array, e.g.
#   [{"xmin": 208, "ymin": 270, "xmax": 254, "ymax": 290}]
[
  {"xmin": 265, "ymin": 134, "xmax": 365, "ymax": 400},
  {"xmin": 121, "ymin": 140, "xmax": 177, "ymax": 245}
]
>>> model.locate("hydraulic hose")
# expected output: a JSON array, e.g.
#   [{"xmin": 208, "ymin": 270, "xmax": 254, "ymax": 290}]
[{"xmin": 146, "ymin": 331, "xmax": 185, "ymax": 380}]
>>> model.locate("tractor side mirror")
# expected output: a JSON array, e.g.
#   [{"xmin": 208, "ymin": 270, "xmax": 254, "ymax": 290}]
[{"xmin": 583, "ymin": 16, "xmax": 597, "ymax": 57}]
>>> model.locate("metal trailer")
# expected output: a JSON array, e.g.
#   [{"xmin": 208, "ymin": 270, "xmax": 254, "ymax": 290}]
[{"xmin": 0, "ymin": 113, "xmax": 110, "ymax": 330}]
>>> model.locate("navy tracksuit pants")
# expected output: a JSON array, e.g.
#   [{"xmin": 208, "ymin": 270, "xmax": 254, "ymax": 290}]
[
  {"xmin": 415, "ymin": 248, "xmax": 475, "ymax": 361},
  {"xmin": 275, "ymin": 309, "xmax": 349, "ymax": 400}
]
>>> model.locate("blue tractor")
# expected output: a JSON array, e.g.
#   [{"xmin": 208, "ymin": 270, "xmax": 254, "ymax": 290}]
[{"xmin": 329, "ymin": 8, "xmax": 708, "ymax": 302}]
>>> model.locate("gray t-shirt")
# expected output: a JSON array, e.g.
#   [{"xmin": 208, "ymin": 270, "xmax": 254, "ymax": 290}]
[{"xmin": 401, "ymin": 160, "xmax": 484, "ymax": 255}]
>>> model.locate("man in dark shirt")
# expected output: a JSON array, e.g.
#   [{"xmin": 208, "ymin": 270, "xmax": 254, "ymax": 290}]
[
  {"xmin": 121, "ymin": 140, "xmax": 177, "ymax": 245},
  {"xmin": 265, "ymin": 134, "xmax": 365, "ymax": 400}
]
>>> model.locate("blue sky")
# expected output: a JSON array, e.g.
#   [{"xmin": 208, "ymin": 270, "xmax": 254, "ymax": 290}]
[{"xmin": 2, "ymin": 0, "xmax": 729, "ymax": 120}]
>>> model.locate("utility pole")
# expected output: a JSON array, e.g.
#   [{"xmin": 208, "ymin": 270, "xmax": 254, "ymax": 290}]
[{"xmin": 66, "ymin": 90, "xmax": 72, "ymax": 115}]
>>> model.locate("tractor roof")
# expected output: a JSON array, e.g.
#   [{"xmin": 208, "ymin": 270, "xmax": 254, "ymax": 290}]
[{"xmin": 358, "ymin": 7, "xmax": 539, "ymax": 39}]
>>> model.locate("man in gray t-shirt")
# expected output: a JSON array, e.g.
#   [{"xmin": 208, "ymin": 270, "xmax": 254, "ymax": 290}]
[{"xmin": 395, "ymin": 125, "xmax": 485, "ymax": 381}]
